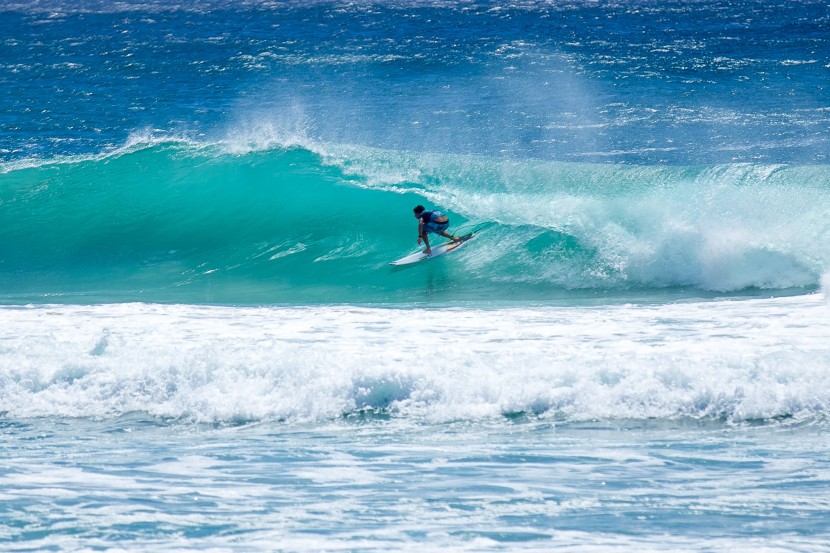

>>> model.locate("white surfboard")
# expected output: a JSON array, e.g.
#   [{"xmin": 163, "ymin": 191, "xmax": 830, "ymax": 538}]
[{"xmin": 389, "ymin": 233, "xmax": 474, "ymax": 266}]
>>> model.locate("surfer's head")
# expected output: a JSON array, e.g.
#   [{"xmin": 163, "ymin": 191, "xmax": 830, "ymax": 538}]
[{"xmin": 413, "ymin": 205, "xmax": 425, "ymax": 216}]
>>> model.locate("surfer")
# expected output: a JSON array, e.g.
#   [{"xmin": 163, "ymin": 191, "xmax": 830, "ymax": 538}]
[{"xmin": 414, "ymin": 205, "xmax": 459, "ymax": 254}]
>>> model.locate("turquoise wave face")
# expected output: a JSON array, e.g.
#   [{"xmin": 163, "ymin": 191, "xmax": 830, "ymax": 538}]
[{"xmin": 0, "ymin": 142, "xmax": 827, "ymax": 304}]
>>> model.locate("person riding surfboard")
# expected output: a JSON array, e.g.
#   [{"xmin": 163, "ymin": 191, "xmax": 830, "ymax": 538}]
[{"xmin": 413, "ymin": 205, "xmax": 459, "ymax": 255}]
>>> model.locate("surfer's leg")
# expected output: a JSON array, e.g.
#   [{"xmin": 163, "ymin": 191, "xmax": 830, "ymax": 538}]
[
  {"xmin": 440, "ymin": 230, "xmax": 460, "ymax": 242},
  {"xmin": 422, "ymin": 234, "xmax": 432, "ymax": 254}
]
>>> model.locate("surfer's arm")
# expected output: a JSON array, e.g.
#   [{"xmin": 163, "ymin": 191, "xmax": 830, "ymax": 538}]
[
  {"xmin": 420, "ymin": 232, "xmax": 431, "ymax": 253},
  {"xmin": 417, "ymin": 220, "xmax": 425, "ymax": 244}
]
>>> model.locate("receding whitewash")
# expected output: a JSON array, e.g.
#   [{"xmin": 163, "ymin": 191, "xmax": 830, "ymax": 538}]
[{"xmin": 0, "ymin": 295, "xmax": 827, "ymax": 422}]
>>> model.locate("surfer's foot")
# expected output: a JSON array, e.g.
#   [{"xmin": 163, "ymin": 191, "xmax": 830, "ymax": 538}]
[
  {"xmin": 424, "ymin": 249, "xmax": 432, "ymax": 254},
  {"xmin": 451, "ymin": 235, "xmax": 460, "ymax": 242}
]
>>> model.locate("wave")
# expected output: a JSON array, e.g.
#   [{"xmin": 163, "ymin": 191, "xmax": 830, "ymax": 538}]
[
  {"xmin": 1, "ymin": 299, "xmax": 828, "ymax": 424},
  {"xmin": 0, "ymin": 139, "xmax": 827, "ymax": 303}
]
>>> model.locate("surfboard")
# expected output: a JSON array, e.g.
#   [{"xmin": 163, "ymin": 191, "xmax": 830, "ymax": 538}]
[{"xmin": 389, "ymin": 233, "xmax": 475, "ymax": 266}]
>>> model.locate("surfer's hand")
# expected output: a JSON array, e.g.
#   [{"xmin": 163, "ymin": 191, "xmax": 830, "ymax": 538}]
[{"xmin": 417, "ymin": 237, "xmax": 422, "ymax": 245}]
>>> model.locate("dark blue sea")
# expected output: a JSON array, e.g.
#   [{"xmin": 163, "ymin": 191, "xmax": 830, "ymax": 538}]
[{"xmin": 1, "ymin": 1, "xmax": 829, "ymax": 550}]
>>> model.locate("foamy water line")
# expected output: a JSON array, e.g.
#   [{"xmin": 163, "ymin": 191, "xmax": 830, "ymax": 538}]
[{"xmin": 2, "ymin": 293, "xmax": 828, "ymax": 423}]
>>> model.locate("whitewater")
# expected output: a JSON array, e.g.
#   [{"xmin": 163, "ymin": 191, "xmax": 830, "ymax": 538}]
[{"xmin": 1, "ymin": 0, "xmax": 830, "ymax": 551}]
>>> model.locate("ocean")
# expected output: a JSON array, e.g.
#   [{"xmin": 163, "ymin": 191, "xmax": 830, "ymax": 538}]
[{"xmin": 1, "ymin": 0, "xmax": 829, "ymax": 551}]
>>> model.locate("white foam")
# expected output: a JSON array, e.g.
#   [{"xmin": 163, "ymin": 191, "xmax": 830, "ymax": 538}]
[
  {"xmin": 221, "ymin": 102, "xmax": 314, "ymax": 155},
  {"xmin": 1, "ymin": 296, "xmax": 828, "ymax": 423},
  {"xmin": 0, "ymin": 129, "xmax": 206, "ymax": 174}
]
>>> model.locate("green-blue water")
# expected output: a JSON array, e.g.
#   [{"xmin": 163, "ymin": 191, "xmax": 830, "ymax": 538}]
[
  {"xmin": 2, "ymin": 141, "xmax": 827, "ymax": 303},
  {"xmin": 2, "ymin": 1, "xmax": 830, "ymax": 551}
]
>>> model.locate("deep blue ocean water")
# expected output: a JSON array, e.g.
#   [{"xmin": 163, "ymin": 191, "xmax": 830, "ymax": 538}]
[{"xmin": 1, "ymin": 1, "xmax": 830, "ymax": 550}]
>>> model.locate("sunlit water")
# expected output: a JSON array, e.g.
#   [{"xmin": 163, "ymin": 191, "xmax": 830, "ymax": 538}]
[{"xmin": 2, "ymin": 0, "xmax": 829, "ymax": 550}]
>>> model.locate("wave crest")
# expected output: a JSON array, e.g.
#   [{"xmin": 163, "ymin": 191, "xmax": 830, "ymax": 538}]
[{"xmin": 0, "ymin": 140, "xmax": 826, "ymax": 302}]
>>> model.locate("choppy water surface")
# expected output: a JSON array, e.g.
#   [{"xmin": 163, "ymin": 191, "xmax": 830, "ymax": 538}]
[{"xmin": 2, "ymin": 0, "xmax": 829, "ymax": 550}]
